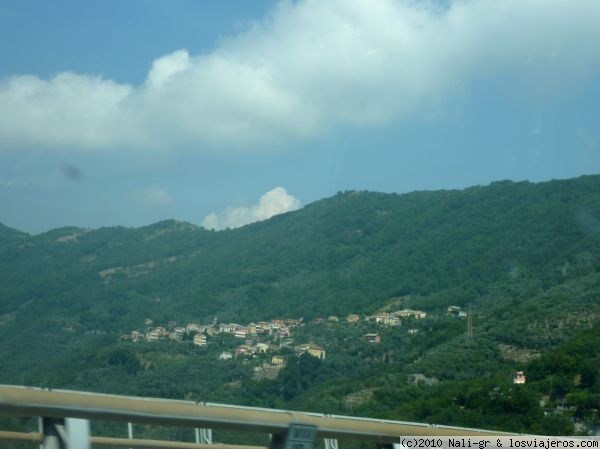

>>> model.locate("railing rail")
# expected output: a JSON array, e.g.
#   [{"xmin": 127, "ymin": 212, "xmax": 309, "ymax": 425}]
[
  {"xmin": 0, "ymin": 385, "xmax": 517, "ymax": 448},
  {"xmin": 0, "ymin": 430, "xmax": 265, "ymax": 449},
  {"xmin": 0, "ymin": 430, "xmax": 43, "ymax": 443}
]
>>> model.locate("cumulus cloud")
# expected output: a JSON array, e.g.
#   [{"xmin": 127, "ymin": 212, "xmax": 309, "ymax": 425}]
[
  {"xmin": 202, "ymin": 187, "xmax": 301, "ymax": 230},
  {"xmin": 146, "ymin": 50, "xmax": 191, "ymax": 89},
  {"xmin": 1, "ymin": 0, "xmax": 600, "ymax": 151}
]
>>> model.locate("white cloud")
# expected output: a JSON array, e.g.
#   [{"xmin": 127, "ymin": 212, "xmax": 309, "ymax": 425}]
[
  {"xmin": 146, "ymin": 49, "xmax": 191, "ymax": 89},
  {"xmin": 1, "ymin": 0, "xmax": 600, "ymax": 152},
  {"xmin": 0, "ymin": 73, "xmax": 133, "ymax": 150},
  {"xmin": 135, "ymin": 185, "xmax": 174, "ymax": 206},
  {"xmin": 202, "ymin": 187, "xmax": 301, "ymax": 230}
]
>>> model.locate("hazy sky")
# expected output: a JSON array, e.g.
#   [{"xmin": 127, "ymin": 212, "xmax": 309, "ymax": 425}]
[{"xmin": 1, "ymin": 0, "xmax": 599, "ymax": 233}]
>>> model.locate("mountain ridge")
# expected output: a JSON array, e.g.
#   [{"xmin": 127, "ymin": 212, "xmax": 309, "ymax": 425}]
[
  {"xmin": 1, "ymin": 174, "xmax": 599, "ymax": 435},
  {"xmin": 2, "ymin": 174, "xmax": 600, "ymax": 324},
  {"xmin": 2, "ymin": 176, "xmax": 584, "ymax": 237}
]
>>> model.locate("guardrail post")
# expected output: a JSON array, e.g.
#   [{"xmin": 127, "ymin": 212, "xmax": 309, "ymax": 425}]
[
  {"xmin": 65, "ymin": 418, "xmax": 90, "ymax": 449},
  {"xmin": 40, "ymin": 417, "xmax": 90, "ymax": 449},
  {"xmin": 196, "ymin": 428, "xmax": 212, "ymax": 444},
  {"xmin": 128, "ymin": 422, "xmax": 133, "ymax": 440},
  {"xmin": 269, "ymin": 424, "xmax": 316, "ymax": 449},
  {"xmin": 201, "ymin": 428, "xmax": 213, "ymax": 444},
  {"xmin": 38, "ymin": 417, "xmax": 44, "ymax": 449},
  {"xmin": 42, "ymin": 417, "xmax": 65, "ymax": 449},
  {"xmin": 128, "ymin": 422, "xmax": 134, "ymax": 449},
  {"xmin": 324, "ymin": 438, "xmax": 338, "ymax": 449}
]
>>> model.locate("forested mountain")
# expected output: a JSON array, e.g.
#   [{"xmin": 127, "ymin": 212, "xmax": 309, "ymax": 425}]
[{"xmin": 1, "ymin": 175, "xmax": 599, "ymax": 437}]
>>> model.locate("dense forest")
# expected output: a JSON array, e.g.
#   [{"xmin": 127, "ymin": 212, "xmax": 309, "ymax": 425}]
[{"xmin": 1, "ymin": 175, "xmax": 599, "ymax": 440}]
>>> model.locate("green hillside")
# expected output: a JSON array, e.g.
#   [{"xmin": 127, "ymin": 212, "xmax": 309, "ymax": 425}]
[{"xmin": 1, "ymin": 175, "xmax": 599, "ymax": 436}]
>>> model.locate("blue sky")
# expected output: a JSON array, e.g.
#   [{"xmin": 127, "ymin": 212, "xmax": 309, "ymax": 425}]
[{"xmin": 1, "ymin": 0, "xmax": 599, "ymax": 233}]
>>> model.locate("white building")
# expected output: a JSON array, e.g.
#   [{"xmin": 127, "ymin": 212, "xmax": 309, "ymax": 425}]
[{"xmin": 193, "ymin": 334, "xmax": 207, "ymax": 346}]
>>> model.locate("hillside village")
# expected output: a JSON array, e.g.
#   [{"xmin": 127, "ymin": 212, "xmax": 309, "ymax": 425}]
[
  {"xmin": 122, "ymin": 307, "xmax": 439, "ymax": 376},
  {"xmin": 4, "ymin": 176, "xmax": 600, "ymax": 436}
]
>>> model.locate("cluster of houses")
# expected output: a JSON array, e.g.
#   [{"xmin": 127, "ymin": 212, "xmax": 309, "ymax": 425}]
[
  {"xmin": 125, "ymin": 317, "xmax": 324, "ymax": 367},
  {"xmin": 124, "ymin": 308, "xmax": 430, "ymax": 365},
  {"xmin": 216, "ymin": 342, "xmax": 326, "ymax": 367},
  {"xmin": 317, "ymin": 309, "xmax": 426, "ymax": 326},
  {"xmin": 364, "ymin": 309, "xmax": 427, "ymax": 325},
  {"xmin": 128, "ymin": 318, "xmax": 301, "ymax": 344}
]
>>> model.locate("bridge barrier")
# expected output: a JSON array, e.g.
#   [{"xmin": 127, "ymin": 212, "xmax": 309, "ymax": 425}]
[
  {"xmin": 0, "ymin": 385, "xmax": 516, "ymax": 449},
  {"xmin": 0, "ymin": 430, "xmax": 265, "ymax": 449}
]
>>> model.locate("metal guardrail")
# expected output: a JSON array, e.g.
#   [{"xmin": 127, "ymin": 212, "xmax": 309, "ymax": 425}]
[
  {"xmin": 0, "ymin": 385, "xmax": 517, "ymax": 448},
  {"xmin": 0, "ymin": 430, "xmax": 266, "ymax": 449},
  {"xmin": 0, "ymin": 430, "xmax": 43, "ymax": 443}
]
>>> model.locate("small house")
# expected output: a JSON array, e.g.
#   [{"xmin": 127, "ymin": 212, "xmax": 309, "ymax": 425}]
[{"xmin": 364, "ymin": 333, "xmax": 381, "ymax": 344}]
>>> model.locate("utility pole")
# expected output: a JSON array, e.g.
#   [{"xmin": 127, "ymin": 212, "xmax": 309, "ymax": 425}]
[{"xmin": 466, "ymin": 304, "xmax": 473, "ymax": 344}]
